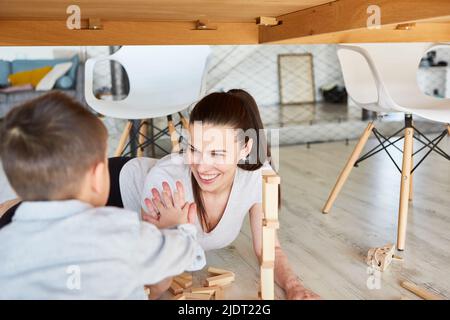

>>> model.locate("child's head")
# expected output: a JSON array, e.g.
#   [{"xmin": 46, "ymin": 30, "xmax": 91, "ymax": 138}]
[
  {"xmin": 0, "ymin": 92, "xmax": 110, "ymax": 207},
  {"xmin": 187, "ymin": 89, "xmax": 269, "ymax": 230}
]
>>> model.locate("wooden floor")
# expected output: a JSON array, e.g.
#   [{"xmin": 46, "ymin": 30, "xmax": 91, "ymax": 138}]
[
  {"xmin": 1, "ymin": 129, "xmax": 449, "ymax": 300},
  {"xmin": 163, "ymin": 134, "xmax": 450, "ymax": 300}
]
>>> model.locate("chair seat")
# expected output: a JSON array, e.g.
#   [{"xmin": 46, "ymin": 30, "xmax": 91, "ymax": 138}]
[
  {"xmin": 359, "ymin": 102, "xmax": 398, "ymax": 114},
  {"xmin": 392, "ymin": 94, "xmax": 450, "ymax": 123},
  {"xmin": 86, "ymin": 98, "xmax": 197, "ymax": 119}
]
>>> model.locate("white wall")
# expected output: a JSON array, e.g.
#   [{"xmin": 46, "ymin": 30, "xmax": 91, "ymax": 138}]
[
  {"xmin": 0, "ymin": 46, "xmax": 82, "ymax": 60},
  {"xmin": 206, "ymin": 45, "xmax": 345, "ymax": 106}
]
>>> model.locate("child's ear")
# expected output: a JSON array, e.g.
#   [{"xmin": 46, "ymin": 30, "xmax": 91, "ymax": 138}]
[
  {"xmin": 92, "ymin": 159, "xmax": 110, "ymax": 203},
  {"xmin": 92, "ymin": 161, "xmax": 104, "ymax": 191}
]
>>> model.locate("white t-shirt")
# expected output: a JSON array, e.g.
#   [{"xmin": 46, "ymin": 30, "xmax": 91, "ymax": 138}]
[{"xmin": 120, "ymin": 153, "xmax": 267, "ymax": 251}]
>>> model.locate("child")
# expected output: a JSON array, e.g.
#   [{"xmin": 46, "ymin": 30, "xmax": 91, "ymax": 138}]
[{"xmin": 0, "ymin": 92, "xmax": 205, "ymax": 299}]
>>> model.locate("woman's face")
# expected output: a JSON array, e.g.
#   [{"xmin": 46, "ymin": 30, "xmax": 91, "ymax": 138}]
[{"xmin": 186, "ymin": 123, "xmax": 252, "ymax": 193}]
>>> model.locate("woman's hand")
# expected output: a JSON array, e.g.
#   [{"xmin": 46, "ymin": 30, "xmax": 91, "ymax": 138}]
[
  {"xmin": 285, "ymin": 281, "xmax": 321, "ymax": 300},
  {"xmin": 142, "ymin": 181, "xmax": 197, "ymax": 229}
]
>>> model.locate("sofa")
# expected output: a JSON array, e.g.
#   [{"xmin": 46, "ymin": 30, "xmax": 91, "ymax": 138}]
[{"xmin": 0, "ymin": 55, "xmax": 86, "ymax": 118}]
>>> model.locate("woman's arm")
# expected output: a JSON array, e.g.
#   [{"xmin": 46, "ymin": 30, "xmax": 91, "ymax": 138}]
[{"xmin": 249, "ymin": 204, "xmax": 320, "ymax": 300}]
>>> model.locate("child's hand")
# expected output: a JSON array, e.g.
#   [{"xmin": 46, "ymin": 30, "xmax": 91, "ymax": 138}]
[{"xmin": 142, "ymin": 181, "xmax": 197, "ymax": 229}]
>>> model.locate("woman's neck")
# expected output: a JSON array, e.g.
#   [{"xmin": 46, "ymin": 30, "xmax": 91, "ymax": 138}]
[
  {"xmin": 199, "ymin": 173, "xmax": 234, "ymax": 232},
  {"xmin": 202, "ymin": 166, "xmax": 237, "ymax": 199}
]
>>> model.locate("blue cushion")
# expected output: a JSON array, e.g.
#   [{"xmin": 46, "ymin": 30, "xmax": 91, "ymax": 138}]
[
  {"xmin": 67, "ymin": 55, "xmax": 79, "ymax": 82},
  {"xmin": 11, "ymin": 55, "xmax": 79, "ymax": 89},
  {"xmin": 0, "ymin": 60, "xmax": 11, "ymax": 87},
  {"xmin": 55, "ymin": 75, "xmax": 74, "ymax": 89}
]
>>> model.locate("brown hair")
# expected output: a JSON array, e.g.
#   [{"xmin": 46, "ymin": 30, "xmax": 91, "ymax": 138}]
[
  {"xmin": 0, "ymin": 91, "xmax": 108, "ymax": 201},
  {"xmin": 189, "ymin": 89, "xmax": 271, "ymax": 231}
]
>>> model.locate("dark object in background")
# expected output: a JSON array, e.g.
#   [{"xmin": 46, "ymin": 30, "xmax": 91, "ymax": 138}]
[
  {"xmin": 420, "ymin": 50, "xmax": 448, "ymax": 67},
  {"xmin": 320, "ymin": 84, "xmax": 348, "ymax": 104},
  {"xmin": 420, "ymin": 51, "xmax": 436, "ymax": 67}
]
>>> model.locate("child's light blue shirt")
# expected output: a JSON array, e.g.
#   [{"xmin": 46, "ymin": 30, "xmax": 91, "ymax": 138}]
[{"xmin": 0, "ymin": 200, "xmax": 205, "ymax": 299}]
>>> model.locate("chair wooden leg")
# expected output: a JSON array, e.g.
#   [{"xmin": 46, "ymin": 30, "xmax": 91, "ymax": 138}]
[
  {"xmin": 179, "ymin": 112, "xmax": 190, "ymax": 130},
  {"xmin": 114, "ymin": 121, "xmax": 132, "ymax": 157},
  {"xmin": 409, "ymin": 119, "xmax": 414, "ymax": 201},
  {"xmin": 167, "ymin": 115, "xmax": 180, "ymax": 152},
  {"xmin": 447, "ymin": 124, "xmax": 450, "ymax": 136},
  {"xmin": 409, "ymin": 144, "xmax": 413, "ymax": 201},
  {"xmin": 322, "ymin": 122, "xmax": 375, "ymax": 214},
  {"xmin": 397, "ymin": 127, "xmax": 414, "ymax": 251},
  {"xmin": 137, "ymin": 120, "xmax": 148, "ymax": 157}
]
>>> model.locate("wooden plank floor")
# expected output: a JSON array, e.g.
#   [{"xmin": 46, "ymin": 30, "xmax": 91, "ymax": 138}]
[{"xmin": 163, "ymin": 134, "xmax": 450, "ymax": 300}]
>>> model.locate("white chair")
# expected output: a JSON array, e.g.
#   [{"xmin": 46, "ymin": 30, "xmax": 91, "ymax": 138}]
[
  {"xmin": 323, "ymin": 43, "xmax": 450, "ymax": 251},
  {"xmin": 85, "ymin": 45, "xmax": 210, "ymax": 156}
]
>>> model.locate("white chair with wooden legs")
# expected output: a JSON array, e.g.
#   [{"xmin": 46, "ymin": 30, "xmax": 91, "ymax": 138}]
[
  {"xmin": 323, "ymin": 43, "xmax": 450, "ymax": 251},
  {"xmin": 113, "ymin": 114, "xmax": 190, "ymax": 157},
  {"xmin": 85, "ymin": 45, "xmax": 210, "ymax": 156}
]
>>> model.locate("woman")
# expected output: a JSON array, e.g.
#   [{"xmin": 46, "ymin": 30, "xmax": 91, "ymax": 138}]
[{"xmin": 120, "ymin": 89, "xmax": 319, "ymax": 300}]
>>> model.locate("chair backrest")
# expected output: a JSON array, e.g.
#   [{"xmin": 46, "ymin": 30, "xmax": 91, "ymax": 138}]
[
  {"xmin": 85, "ymin": 45, "xmax": 210, "ymax": 119},
  {"xmin": 337, "ymin": 45, "xmax": 379, "ymax": 109},
  {"xmin": 339, "ymin": 43, "xmax": 450, "ymax": 116},
  {"xmin": 357, "ymin": 43, "xmax": 435, "ymax": 109}
]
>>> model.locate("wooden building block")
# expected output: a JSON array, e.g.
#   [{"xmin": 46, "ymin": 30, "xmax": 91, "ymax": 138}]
[
  {"xmin": 174, "ymin": 276, "xmax": 193, "ymax": 289},
  {"xmin": 178, "ymin": 272, "xmax": 193, "ymax": 281},
  {"xmin": 401, "ymin": 281, "xmax": 444, "ymax": 300},
  {"xmin": 207, "ymin": 266, "xmax": 235, "ymax": 276},
  {"xmin": 214, "ymin": 286, "xmax": 224, "ymax": 300},
  {"xmin": 261, "ymin": 260, "xmax": 275, "ymax": 268},
  {"xmin": 262, "ymin": 169, "xmax": 276, "ymax": 177},
  {"xmin": 184, "ymin": 292, "xmax": 212, "ymax": 300},
  {"xmin": 169, "ymin": 280, "xmax": 184, "ymax": 295},
  {"xmin": 191, "ymin": 286, "xmax": 219, "ymax": 295},
  {"xmin": 264, "ymin": 175, "xmax": 281, "ymax": 184},
  {"xmin": 260, "ymin": 265, "xmax": 274, "ymax": 300},
  {"xmin": 173, "ymin": 294, "xmax": 186, "ymax": 300},
  {"xmin": 262, "ymin": 226, "xmax": 276, "ymax": 262},
  {"xmin": 206, "ymin": 273, "xmax": 235, "ymax": 287},
  {"xmin": 263, "ymin": 219, "xmax": 279, "ymax": 229},
  {"xmin": 262, "ymin": 181, "xmax": 279, "ymax": 220},
  {"xmin": 366, "ymin": 243, "xmax": 395, "ymax": 271}
]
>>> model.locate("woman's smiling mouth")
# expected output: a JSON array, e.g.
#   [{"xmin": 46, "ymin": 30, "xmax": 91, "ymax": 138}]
[{"xmin": 197, "ymin": 172, "xmax": 221, "ymax": 184}]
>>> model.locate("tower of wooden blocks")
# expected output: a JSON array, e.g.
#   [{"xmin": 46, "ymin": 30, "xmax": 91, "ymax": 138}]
[{"xmin": 260, "ymin": 169, "xmax": 280, "ymax": 300}]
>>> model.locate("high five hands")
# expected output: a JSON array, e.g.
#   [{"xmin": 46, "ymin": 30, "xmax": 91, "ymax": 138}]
[{"xmin": 142, "ymin": 181, "xmax": 197, "ymax": 229}]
